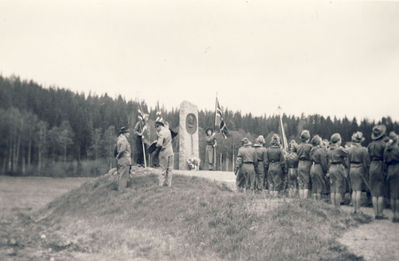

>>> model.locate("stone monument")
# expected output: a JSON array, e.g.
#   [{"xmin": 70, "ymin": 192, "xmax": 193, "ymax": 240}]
[{"xmin": 179, "ymin": 101, "xmax": 199, "ymax": 170}]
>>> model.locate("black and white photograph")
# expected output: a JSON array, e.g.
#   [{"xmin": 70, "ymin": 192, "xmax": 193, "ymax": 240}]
[{"xmin": 1, "ymin": 0, "xmax": 399, "ymax": 260}]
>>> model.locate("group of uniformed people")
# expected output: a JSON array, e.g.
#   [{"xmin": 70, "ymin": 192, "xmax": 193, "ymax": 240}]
[
  {"xmin": 115, "ymin": 116, "xmax": 175, "ymax": 190},
  {"xmin": 235, "ymin": 125, "xmax": 399, "ymax": 223}
]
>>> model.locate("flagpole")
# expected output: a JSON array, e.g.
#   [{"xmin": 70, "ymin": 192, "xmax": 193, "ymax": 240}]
[
  {"xmin": 138, "ymin": 100, "xmax": 147, "ymax": 168},
  {"xmin": 278, "ymin": 106, "xmax": 288, "ymax": 151},
  {"xmin": 215, "ymin": 93, "xmax": 218, "ymax": 129},
  {"xmin": 214, "ymin": 93, "xmax": 218, "ymax": 171}
]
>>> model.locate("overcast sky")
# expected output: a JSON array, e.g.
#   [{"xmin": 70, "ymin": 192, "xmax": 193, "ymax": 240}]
[{"xmin": 1, "ymin": 0, "xmax": 398, "ymax": 121}]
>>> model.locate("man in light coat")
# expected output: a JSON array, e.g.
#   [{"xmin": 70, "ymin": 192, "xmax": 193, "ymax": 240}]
[{"xmin": 155, "ymin": 118, "xmax": 174, "ymax": 187}]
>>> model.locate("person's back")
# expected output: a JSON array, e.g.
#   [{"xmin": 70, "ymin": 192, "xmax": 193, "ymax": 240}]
[
  {"xmin": 156, "ymin": 120, "xmax": 174, "ymax": 187},
  {"xmin": 158, "ymin": 126, "xmax": 173, "ymax": 157},
  {"xmin": 237, "ymin": 139, "xmax": 257, "ymax": 191}
]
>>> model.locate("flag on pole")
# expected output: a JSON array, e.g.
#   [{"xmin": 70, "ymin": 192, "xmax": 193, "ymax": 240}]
[
  {"xmin": 278, "ymin": 106, "xmax": 288, "ymax": 151},
  {"xmin": 215, "ymin": 97, "xmax": 229, "ymax": 138}
]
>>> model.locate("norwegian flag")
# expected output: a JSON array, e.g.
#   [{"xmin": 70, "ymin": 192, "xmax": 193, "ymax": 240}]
[{"xmin": 215, "ymin": 97, "xmax": 229, "ymax": 139}]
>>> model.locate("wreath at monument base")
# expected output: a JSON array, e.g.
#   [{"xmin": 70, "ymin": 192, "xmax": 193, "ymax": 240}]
[{"xmin": 187, "ymin": 157, "xmax": 200, "ymax": 171}]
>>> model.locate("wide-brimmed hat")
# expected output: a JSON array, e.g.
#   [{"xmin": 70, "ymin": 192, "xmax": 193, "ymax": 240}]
[
  {"xmin": 271, "ymin": 134, "xmax": 280, "ymax": 145},
  {"xmin": 311, "ymin": 135, "xmax": 322, "ymax": 146},
  {"xmin": 300, "ymin": 130, "xmax": 310, "ymax": 141},
  {"xmin": 119, "ymin": 126, "xmax": 129, "ymax": 134},
  {"xmin": 351, "ymin": 131, "xmax": 365, "ymax": 143},
  {"xmin": 205, "ymin": 128, "xmax": 213, "ymax": 134},
  {"xmin": 371, "ymin": 125, "xmax": 386, "ymax": 140},
  {"xmin": 330, "ymin": 133, "xmax": 342, "ymax": 144},
  {"xmin": 241, "ymin": 137, "xmax": 252, "ymax": 146},
  {"xmin": 255, "ymin": 135, "xmax": 265, "ymax": 144}
]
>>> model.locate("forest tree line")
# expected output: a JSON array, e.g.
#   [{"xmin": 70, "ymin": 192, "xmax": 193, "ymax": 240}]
[{"xmin": 0, "ymin": 75, "xmax": 398, "ymax": 176}]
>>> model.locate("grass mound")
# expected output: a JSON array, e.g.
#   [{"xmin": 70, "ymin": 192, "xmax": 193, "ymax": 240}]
[{"xmin": 3, "ymin": 171, "xmax": 371, "ymax": 260}]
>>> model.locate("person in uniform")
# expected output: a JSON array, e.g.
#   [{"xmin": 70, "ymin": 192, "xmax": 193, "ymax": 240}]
[
  {"xmin": 286, "ymin": 140, "xmax": 299, "ymax": 197},
  {"xmin": 205, "ymin": 128, "xmax": 217, "ymax": 170},
  {"xmin": 368, "ymin": 124, "xmax": 387, "ymax": 219},
  {"xmin": 155, "ymin": 118, "xmax": 174, "ymax": 187},
  {"xmin": 236, "ymin": 138, "xmax": 257, "ymax": 192},
  {"xmin": 310, "ymin": 135, "xmax": 328, "ymax": 200},
  {"xmin": 234, "ymin": 139, "xmax": 246, "ymax": 191},
  {"xmin": 297, "ymin": 130, "xmax": 313, "ymax": 199},
  {"xmin": 134, "ymin": 114, "xmax": 149, "ymax": 167},
  {"xmin": 115, "ymin": 127, "xmax": 132, "ymax": 191},
  {"xmin": 253, "ymin": 135, "xmax": 267, "ymax": 191},
  {"xmin": 265, "ymin": 134, "xmax": 286, "ymax": 197},
  {"xmin": 384, "ymin": 131, "xmax": 399, "ymax": 222},
  {"xmin": 347, "ymin": 131, "xmax": 370, "ymax": 214},
  {"xmin": 327, "ymin": 133, "xmax": 348, "ymax": 207}
]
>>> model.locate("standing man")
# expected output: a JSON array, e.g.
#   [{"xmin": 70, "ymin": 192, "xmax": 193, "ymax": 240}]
[
  {"xmin": 297, "ymin": 130, "xmax": 313, "ymax": 199},
  {"xmin": 310, "ymin": 135, "xmax": 328, "ymax": 200},
  {"xmin": 265, "ymin": 134, "xmax": 287, "ymax": 197},
  {"xmin": 327, "ymin": 133, "xmax": 348, "ymax": 208},
  {"xmin": 348, "ymin": 131, "xmax": 370, "ymax": 214},
  {"xmin": 134, "ymin": 113, "xmax": 149, "ymax": 167},
  {"xmin": 205, "ymin": 128, "xmax": 217, "ymax": 170},
  {"xmin": 116, "ymin": 127, "xmax": 131, "ymax": 191},
  {"xmin": 384, "ymin": 131, "xmax": 399, "ymax": 223},
  {"xmin": 368, "ymin": 124, "xmax": 387, "ymax": 219},
  {"xmin": 237, "ymin": 138, "xmax": 257, "ymax": 192},
  {"xmin": 155, "ymin": 118, "xmax": 174, "ymax": 187},
  {"xmin": 253, "ymin": 135, "xmax": 267, "ymax": 191}
]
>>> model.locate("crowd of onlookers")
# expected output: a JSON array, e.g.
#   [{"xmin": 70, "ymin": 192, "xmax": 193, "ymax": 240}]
[{"xmin": 235, "ymin": 124, "xmax": 399, "ymax": 223}]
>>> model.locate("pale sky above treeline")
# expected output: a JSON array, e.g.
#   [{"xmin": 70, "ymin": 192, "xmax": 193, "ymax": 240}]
[{"xmin": 1, "ymin": 0, "xmax": 398, "ymax": 121}]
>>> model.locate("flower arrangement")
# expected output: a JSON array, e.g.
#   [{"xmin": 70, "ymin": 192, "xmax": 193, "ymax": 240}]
[{"xmin": 187, "ymin": 157, "xmax": 201, "ymax": 170}]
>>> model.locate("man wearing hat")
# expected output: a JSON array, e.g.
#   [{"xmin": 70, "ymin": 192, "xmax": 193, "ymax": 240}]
[
  {"xmin": 368, "ymin": 124, "xmax": 387, "ymax": 219},
  {"xmin": 297, "ymin": 130, "xmax": 313, "ymax": 199},
  {"xmin": 347, "ymin": 131, "xmax": 370, "ymax": 213},
  {"xmin": 265, "ymin": 134, "xmax": 286, "ymax": 197},
  {"xmin": 205, "ymin": 128, "xmax": 217, "ymax": 170},
  {"xmin": 253, "ymin": 135, "xmax": 267, "ymax": 191},
  {"xmin": 115, "ymin": 127, "xmax": 132, "ymax": 191},
  {"xmin": 327, "ymin": 133, "xmax": 348, "ymax": 207},
  {"xmin": 384, "ymin": 131, "xmax": 399, "ymax": 222},
  {"xmin": 310, "ymin": 135, "xmax": 328, "ymax": 200},
  {"xmin": 236, "ymin": 138, "xmax": 257, "ymax": 192},
  {"xmin": 155, "ymin": 117, "xmax": 174, "ymax": 187}
]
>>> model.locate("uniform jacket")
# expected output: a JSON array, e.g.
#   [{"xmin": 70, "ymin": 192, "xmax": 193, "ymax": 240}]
[
  {"xmin": 254, "ymin": 144, "xmax": 267, "ymax": 165},
  {"xmin": 265, "ymin": 145, "xmax": 286, "ymax": 173},
  {"xmin": 117, "ymin": 134, "xmax": 131, "ymax": 165},
  {"xmin": 156, "ymin": 126, "xmax": 174, "ymax": 157},
  {"xmin": 348, "ymin": 143, "xmax": 370, "ymax": 170},
  {"xmin": 206, "ymin": 135, "xmax": 216, "ymax": 146},
  {"xmin": 297, "ymin": 143, "xmax": 313, "ymax": 161},
  {"xmin": 327, "ymin": 144, "xmax": 348, "ymax": 167},
  {"xmin": 384, "ymin": 142, "xmax": 399, "ymax": 165},
  {"xmin": 368, "ymin": 139, "xmax": 386, "ymax": 161},
  {"xmin": 310, "ymin": 146, "xmax": 328, "ymax": 173},
  {"xmin": 237, "ymin": 145, "xmax": 257, "ymax": 164}
]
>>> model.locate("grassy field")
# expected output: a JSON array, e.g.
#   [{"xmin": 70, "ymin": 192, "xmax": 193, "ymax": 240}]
[
  {"xmin": 0, "ymin": 172, "xmax": 372, "ymax": 260},
  {"xmin": 0, "ymin": 176, "xmax": 91, "ymax": 219}
]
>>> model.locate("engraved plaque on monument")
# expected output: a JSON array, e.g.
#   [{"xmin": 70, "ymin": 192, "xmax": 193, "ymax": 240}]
[{"xmin": 179, "ymin": 101, "xmax": 199, "ymax": 170}]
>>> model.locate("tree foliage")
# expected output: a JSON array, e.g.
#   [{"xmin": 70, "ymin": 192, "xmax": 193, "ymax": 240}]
[{"xmin": 0, "ymin": 75, "xmax": 398, "ymax": 174}]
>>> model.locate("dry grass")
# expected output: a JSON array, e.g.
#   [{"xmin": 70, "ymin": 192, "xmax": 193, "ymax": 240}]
[{"xmin": 0, "ymin": 172, "xmax": 372, "ymax": 260}]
